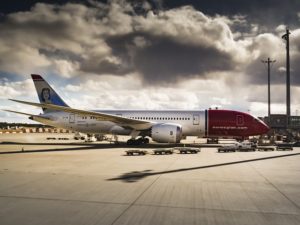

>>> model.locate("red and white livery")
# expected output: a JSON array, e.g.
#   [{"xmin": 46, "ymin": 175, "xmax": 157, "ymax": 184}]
[{"xmin": 5, "ymin": 75, "xmax": 269, "ymax": 144}]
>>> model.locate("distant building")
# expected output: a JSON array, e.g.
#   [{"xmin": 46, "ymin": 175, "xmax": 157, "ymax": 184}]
[
  {"xmin": 264, "ymin": 114, "xmax": 300, "ymax": 129},
  {"xmin": 288, "ymin": 116, "xmax": 300, "ymax": 129}
]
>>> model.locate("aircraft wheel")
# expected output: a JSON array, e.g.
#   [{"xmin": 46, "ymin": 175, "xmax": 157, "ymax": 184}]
[
  {"xmin": 136, "ymin": 138, "xmax": 143, "ymax": 145},
  {"xmin": 143, "ymin": 138, "xmax": 150, "ymax": 144},
  {"xmin": 127, "ymin": 139, "xmax": 134, "ymax": 145}
]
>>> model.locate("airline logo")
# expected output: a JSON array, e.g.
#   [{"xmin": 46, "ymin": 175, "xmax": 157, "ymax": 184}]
[
  {"xmin": 212, "ymin": 126, "xmax": 248, "ymax": 130},
  {"xmin": 41, "ymin": 88, "xmax": 51, "ymax": 104}
]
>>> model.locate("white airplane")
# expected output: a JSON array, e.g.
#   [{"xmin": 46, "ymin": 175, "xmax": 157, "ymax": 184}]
[{"xmin": 4, "ymin": 74, "xmax": 269, "ymax": 144}]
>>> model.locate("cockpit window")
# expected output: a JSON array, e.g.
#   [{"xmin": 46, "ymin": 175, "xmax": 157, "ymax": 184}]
[{"xmin": 253, "ymin": 118, "xmax": 260, "ymax": 122}]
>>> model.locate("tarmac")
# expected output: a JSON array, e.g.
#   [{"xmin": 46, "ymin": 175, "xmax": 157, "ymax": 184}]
[{"xmin": 0, "ymin": 133, "xmax": 300, "ymax": 225}]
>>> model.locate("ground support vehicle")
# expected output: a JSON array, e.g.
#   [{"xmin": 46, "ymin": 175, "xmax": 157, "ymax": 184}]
[
  {"xmin": 125, "ymin": 150, "xmax": 148, "ymax": 156},
  {"xmin": 217, "ymin": 146, "xmax": 236, "ymax": 153},
  {"xmin": 257, "ymin": 146, "xmax": 275, "ymax": 151},
  {"xmin": 153, "ymin": 149, "xmax": 173, "ymax": 155},
  {"xmin": 276, "ymin": 143, "xmax": 293, "ymax": 151},
  {"xmin": 218, "ymin": 141, "xmax": 256, "ymax": 153},
  {"xmin": 175, "ymin": 147, "xmax": 201, "ymax": 154}
]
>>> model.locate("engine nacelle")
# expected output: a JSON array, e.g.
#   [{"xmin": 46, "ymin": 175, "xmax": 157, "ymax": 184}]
[{"xmin": 151, "ymin": 123, "xmax": 182, "ymax": 143}]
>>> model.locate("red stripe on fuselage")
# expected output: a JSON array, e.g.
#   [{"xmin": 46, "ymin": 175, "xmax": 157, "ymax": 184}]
[{"xmin": 208, "ymin": 109, "xmax": 260, "ymax": 138}]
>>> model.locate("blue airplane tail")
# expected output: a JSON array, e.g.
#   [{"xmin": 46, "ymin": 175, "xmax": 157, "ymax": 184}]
[{"xmin": 31, "ymin": 74, "xmax": 69, "ymax": 113}]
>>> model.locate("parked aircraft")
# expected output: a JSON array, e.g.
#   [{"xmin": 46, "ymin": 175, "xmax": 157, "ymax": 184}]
[{"xmin": 4, "ymin": 74, "xmax": 269, "ymax": 144}]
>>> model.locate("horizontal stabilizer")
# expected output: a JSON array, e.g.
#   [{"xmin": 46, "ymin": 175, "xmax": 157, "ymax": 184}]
[
  {"xmin": 2, "ymin": 109, "xmax": 52, "ymax": 121},
  {"xmin": 3, "ymin": 109, "xmax": 35, "ymax": 117}
]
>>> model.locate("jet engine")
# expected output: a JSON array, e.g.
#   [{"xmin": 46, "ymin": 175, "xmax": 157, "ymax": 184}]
[{"xmin": 151, "ymin": 123, "xmax": 182, "ymax": 143}]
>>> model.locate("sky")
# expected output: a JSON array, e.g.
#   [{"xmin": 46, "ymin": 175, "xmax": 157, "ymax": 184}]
[{"xmin": 1, "ymin": 0, "xmax": 300, "ymax": 123}]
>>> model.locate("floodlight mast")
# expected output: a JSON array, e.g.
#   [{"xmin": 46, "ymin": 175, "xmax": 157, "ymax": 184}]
[
  {"xmin": 282, "ymin": 28, "xmax": 291, "ymax": 117},
  {"xmin": 261, "ymin": 58, "xmax": 276, "ymax": 122}
]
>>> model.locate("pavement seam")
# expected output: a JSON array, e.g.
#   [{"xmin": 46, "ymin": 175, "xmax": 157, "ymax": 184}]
[
  {"xmin": 133, "ymin": 202, "xmax": 300, "ymax": 216},
  {"xmin": 108, "ymin": 154, "xmax": 181, "ymax": 225},
  {"xmin": 0, "ymin": 173, "xmax": 48, "ymax": 193},
  {"xmin": 0, "ymin": 195, "xmax": 130, "ymax": 206},
  {"xmin": 238, "ymin": 153, "xmax": 300, "ymax": 213},
  {"xmin": 1, "ymin": 195, "xmax": 299, "ymax": 217}
]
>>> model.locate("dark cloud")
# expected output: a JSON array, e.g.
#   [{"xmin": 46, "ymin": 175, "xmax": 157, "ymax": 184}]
[
  {"xmin": 80, "ymin": 57, "xmax": 132, "ymax": 75},
  {"xmin": 132, "ymin": 36, "xmax": 234, "ymax": 83},
  {"xmin": 164, "ymin": 0, "xmax": 300, "ymax": 30},
  {"xmin": 0, "ymin": 0, "xmax": 160, "ymax": 16},
  {"xmin": 39, "ymin": 49, "xmax": 83, "ymax": 62},
  {"xmin": 0, "ymin": 0, "xmax": 300, "ymax": 88},
  {"xmin": 243, "ymin": 31, "xmax": 300, "ymax": 87},
  {"xmin": 2, "ymin": 0, "xmax": 300, "ymax": 119},
  {"xmin": 0, "ymin": 0, "xmax": 72, "ymax": 14},
  {"xmin": 86, "ymin": 29, "xmax": 236, "ymax": 84},
  {"xmin": 0, "ymin": 1, "xmax": 238, "ymax": 84},
  {"xmin": 245, "ymin": 61, "xmax": 285, "ymax": 86}
]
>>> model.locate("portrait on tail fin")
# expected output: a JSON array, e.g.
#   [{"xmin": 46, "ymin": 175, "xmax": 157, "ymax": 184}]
[
  {"xmin": 41, "ymin": 88, "xmax": 51, "ymax": 104},
  {"xmin": 30, "ymin": 74, "xmax": 69, "ymax": 113}
]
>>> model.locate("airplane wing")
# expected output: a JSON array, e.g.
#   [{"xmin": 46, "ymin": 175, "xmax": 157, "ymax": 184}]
[{"xmin": 9, "ymin": 99, "xmax": 154, "ymax": 130}]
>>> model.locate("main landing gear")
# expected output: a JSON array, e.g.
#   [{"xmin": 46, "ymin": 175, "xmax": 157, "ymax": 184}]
[{"xmin": 127, "ymin": 137, "xmax": 150, "ymax": 145}]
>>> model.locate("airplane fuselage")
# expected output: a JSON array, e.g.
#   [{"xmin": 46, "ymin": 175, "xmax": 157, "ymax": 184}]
[
  {"xmin": 33, "ymin": 109, "xmax": 269, "ymax": 138},
  {"xmin": 7, "ymin": 74, "xmax": 269, "ymax": 143}
]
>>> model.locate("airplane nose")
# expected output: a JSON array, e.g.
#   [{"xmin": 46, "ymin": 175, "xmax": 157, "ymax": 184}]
[
  {"xmin": 252, "ymin": 117, "xmax": 270, "ymax": 135},
  {"xmin": 258, "ymin": 120, "xmax": 270, "ymax": 134},
  {"xmin": 262, "ymin": 123, "xmax": 270, "ymax": 134}
]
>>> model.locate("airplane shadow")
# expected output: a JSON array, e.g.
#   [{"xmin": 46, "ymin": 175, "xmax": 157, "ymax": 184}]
[{"xmin": 107, "ymin": 152, "xmax": 300, "ymax": 183}]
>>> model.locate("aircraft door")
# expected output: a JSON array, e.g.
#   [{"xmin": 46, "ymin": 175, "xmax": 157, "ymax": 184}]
[
  {"xmin": 193, "ymin": 114, "xmax": 200, "ymax": 125},
  {"xmin": 69, "ymin": 114, "xmax": 75, "ymax": 123}
]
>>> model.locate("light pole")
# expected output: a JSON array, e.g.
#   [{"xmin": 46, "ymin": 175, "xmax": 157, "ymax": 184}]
[
  {"xmin": 262, "ymin": 58, "xmax": 276, "ymax": 123},
  {"xmin": 282, "ymin": 28, "xmax": 291, "ymax": 118}
]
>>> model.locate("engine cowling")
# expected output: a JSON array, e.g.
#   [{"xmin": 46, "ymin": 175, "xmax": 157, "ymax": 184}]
[{"xmin": 151, "ymin": 123, "xmax": 182, "ymax": 143}]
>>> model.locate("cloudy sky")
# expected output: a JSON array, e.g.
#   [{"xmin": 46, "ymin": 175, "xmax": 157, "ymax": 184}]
[{"xmin": 1, "ymin": 0, "xmax": 300, "ymax": 123}]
